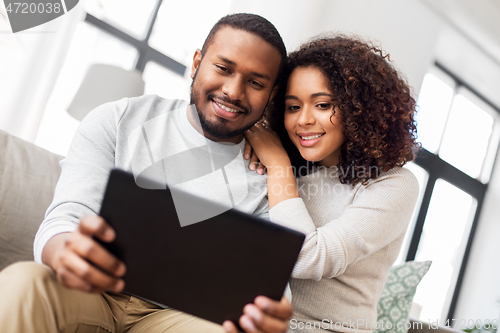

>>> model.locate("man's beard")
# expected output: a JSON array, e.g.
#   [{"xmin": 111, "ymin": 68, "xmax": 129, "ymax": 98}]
[{"xmin": 190, "ymin": 73, "xmax": 257, "ymax": 140}]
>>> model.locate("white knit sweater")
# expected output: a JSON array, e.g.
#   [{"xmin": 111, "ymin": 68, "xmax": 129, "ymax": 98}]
[{"xmin": 269, "ymin": 166, "xmax": 419, "ymax": 333}]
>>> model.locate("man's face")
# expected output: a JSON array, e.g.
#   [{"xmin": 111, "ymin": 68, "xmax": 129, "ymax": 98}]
[{"xmin": 189, "ymin": 27, "xmax": 281, "ymax": 143}]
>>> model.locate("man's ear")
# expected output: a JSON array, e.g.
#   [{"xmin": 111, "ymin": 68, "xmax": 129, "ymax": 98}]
[
  {"xmin": 191, "ymin": 49, "xmax": 202, "ymax": 79},
  {"xmin": 263, "ymin": 84, "xmax": 280, "ymax": 112}
]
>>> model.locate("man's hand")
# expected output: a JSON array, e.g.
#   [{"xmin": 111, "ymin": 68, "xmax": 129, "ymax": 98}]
[
  {"xmin": 42, "ymin": 215, "xmax": 126, "ymax": 293},
  {"xmin": 223, "ymin": 296, "xmax": 292, "ymax": 333}
]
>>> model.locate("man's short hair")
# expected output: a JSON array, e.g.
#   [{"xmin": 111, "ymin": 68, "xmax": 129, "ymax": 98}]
[{"xmin": 201, "ymin": 13, "xmax": 287, "ymax": 87}]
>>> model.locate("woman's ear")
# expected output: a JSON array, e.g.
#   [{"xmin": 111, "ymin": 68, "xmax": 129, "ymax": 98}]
[{"xmin": 190, "ymin": 49, "xmax": 202, "ymax": 79}]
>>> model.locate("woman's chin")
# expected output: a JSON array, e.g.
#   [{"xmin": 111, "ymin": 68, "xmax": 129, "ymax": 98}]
[{"xmin": 299, "ymin": 152, "xmax": 321, "ymax": 163}]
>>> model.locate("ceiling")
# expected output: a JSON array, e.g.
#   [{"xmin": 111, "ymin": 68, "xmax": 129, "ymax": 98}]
[{"xmin": 420, "ymin": 0, "xmax": 500, "ymax": 65}]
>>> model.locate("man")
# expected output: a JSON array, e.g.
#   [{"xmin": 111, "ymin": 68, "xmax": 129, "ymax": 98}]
[{"xmin": 0, "ymin": 13, "xmax": 292, "ymax": 333}]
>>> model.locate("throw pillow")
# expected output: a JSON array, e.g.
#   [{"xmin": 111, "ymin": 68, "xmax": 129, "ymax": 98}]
[{"xmin": 375, "ymin": 260, "xmax": 432, "ymax": 333}]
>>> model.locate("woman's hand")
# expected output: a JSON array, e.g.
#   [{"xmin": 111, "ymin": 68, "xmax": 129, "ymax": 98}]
[
  {"xmin": 244, "ymin": 140, "xmax": 266, "ymax": 175},
  {"xmin": 244, "ymin": 123, "xmax": 290, "ymax": 169},
  {"xmin": 245, "ymin": 123, "xmax": 299, "ymax": 208}
]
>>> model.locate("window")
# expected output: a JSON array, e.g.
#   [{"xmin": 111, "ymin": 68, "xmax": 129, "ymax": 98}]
[
  {"xmin": 414, "ymin": 71, "xmax": 454, "ymax": 154},
  {"xmin": 413, "ymin": 180, "xmax": 476, "ymax": 321},
  {"xmin": 397, "ymin": 162, "xmax": 428, "ymax": 265},
  {"xmin": 36, "ymin": 0, "xmax": 231, "ymax": 155},
  {"xmin": 400, "ymin": 63, "xmax": 500, "ymax": 323},
  {"xmin": 143, "ymin": 61, "xmax": 190, "ymax": 100},
  {"xmin": 149, "ymin": 0, "xmax": 231, "ymax": 66},
  {"xmin": 439, "ymin": 90, "xmax": 496, "ymax": 180},
  {"xmin": 85, "ymin": 0, "xmax": 157, "ymax": 40},
  {"xmin": 36, "ymin": 21, "xmax": 139, "ymax": 155}
]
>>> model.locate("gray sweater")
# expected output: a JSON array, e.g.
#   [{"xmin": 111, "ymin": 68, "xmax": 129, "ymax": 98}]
[
  {"xmin": 270, "ymin": 166, "xmax": 419, "ymax": 333},
  {"xmin": 34, "ymin": 95, "xmax": 269, "ymax": 263}
]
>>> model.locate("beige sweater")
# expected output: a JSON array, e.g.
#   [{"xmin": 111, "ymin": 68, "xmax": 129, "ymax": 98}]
[{"xmin": 269, "ymin": 166, "xmax": 419, "ymax": 333}]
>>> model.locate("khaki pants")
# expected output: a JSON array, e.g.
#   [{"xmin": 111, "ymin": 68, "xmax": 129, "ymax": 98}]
[{"xmin": 0, "ymin": 262, "xmax": 225, "ymax": 333}]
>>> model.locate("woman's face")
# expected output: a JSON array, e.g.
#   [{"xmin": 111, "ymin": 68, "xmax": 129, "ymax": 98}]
[{"xmin": 284, "ymin": 66, "xmax": 345, "ymax": 167}]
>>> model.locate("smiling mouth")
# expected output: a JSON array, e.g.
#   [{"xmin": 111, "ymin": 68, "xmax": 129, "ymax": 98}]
[
  {"xmin": 211, "ymin": 100, "xmax": 245, "ymax": 121},
  {"xmin": 299, "ymin": 133, "xmax": 325, "ymax": 140},
  {"xmin": 214, "ymin": 100, "xmax": 243, "ymax": 113}
]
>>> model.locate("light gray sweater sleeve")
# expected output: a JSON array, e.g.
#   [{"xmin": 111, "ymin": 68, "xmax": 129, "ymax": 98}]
[
  {"xmin": 33, "ymin": 99, "xmax": 127, "ymax": 263},
  {"xmin": 269, "ymin": 168, "xmax": 419, "ymax": 281}
]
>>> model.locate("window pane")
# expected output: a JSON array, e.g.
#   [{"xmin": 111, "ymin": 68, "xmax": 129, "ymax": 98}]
[
  {"xmin": 35, "ymin": 22, "xmax": 138, "ymax": 156},
  {"xmin": 480, "ymin": 117, "xmax": 500, "ymax": 183},
  {"xmin": 149, "ymin": 0, "xmax": 232, "ymax": 66},
  {"xmin": 439, "ymin": 90, "xmax": 495, "ymax": 179},
  {"xmin": 416, "ymin": 73, "xmax": 454, "ymax": 153},
  {"xmin": 143, "ymin": 61, "xmax": 190, "ymax": 101},
  {"xmin": 85, "ymin": 0, "xmax": 157, "ymax": 40},
  {"xmin": 395, "ymin": 162, "xmax": 428, "ymax": 265},
  {"xmin": 413, "ymin": 180, "xmax": 476, "ymax": 322}
]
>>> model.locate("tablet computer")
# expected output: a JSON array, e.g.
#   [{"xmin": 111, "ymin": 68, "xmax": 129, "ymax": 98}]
[{"xmin": 98, "ymin": 169, "xmax": 305, "ymax": 326}]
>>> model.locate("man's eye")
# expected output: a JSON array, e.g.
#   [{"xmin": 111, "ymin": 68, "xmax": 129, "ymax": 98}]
[
  {"xmin": 216, "ymin": 65, "xmax": 229, "ymax": 73},
  {"xmin": 251, "ymin": 80, "xmax": 264, "ymax": 88}
]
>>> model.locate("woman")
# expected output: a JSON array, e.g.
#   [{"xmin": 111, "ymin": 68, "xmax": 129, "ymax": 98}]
[{"xmin": 244, "ymin": 35, "xmax": 420, "ymax": 332}]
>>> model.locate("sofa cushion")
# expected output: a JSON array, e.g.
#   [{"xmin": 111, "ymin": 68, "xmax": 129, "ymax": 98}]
[
  {"xmin": 375, "ymin": 260, "xmax": 432, "ymax": 333},
  {"xmin": 0, "ymin": 129, "xmax": 63, "ymax": 271}
]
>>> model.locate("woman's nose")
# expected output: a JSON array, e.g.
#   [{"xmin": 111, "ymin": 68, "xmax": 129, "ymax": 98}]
[{"xmin": 297, "ymin": 107, "xmax": 315, "ymax": 126}]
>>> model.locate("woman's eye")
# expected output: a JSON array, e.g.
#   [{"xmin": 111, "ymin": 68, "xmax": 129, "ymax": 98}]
[
  {"xmin": 317, "ymin": 103, "xmax": 332, "ymax": 110},
  {"xmin": 287, "ymin": 105, "xmax": 300, "ymax": 112}
]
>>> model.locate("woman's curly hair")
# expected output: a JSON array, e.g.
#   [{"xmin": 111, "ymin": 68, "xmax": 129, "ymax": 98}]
[{"xmin": 265, "ymin": 35, "xmax": 419, "ymax": 185}]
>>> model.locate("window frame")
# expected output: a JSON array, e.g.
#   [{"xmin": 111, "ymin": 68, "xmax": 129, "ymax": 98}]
[
  {"xmin": 406, "ymin": 61, "xmax": 500, "ymax": 321},
  {"xmin": 83, "ymin": 0, "xmax": 187, "ymax": 77}
]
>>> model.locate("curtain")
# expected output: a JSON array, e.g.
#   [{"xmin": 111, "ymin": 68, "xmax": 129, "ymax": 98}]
[{"xmin": 0, "ymin": 1, "xmax": 84, "ymax": 142}]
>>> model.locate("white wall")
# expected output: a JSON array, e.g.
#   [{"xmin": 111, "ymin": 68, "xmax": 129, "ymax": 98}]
[
  {"xmin": 434, "ymin": 25, "xmax": 500, "ymax": 109},
  {"xmin": 229, "ymin": 0, "xmax": 331, "ymax": 52},
  {"xmin": 319, "ymin": 0, "xmax": 442, "ymax": 96},
  {"xmin": 454, "ymin": 145, "xmax": 500, "ymax": 321},
  {"xmin": 231, "ymin": 0, "xmax": 442, "ymax": 97}
]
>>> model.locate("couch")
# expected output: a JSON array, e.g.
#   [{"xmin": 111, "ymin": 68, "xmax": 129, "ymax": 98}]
[
  {"xmin": 0, "ymin": 129, "xmax": 462, "ymax": 333},
  {"xmin": 0, "ymin": 129, "xmax": 62, "ymax": 271}
]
